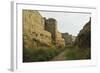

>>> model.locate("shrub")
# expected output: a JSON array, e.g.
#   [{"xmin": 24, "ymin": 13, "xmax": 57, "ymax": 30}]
[
  {"xmin": 65, "ymin": 46, "xmax": 91, "ymax": 60},
  {"xmin": 23, "ymin": 47, "xmax": 62, "ymax": 62}
]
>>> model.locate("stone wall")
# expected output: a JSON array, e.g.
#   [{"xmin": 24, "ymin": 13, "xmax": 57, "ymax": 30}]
[
  {"xmin": 23, "ymin": 10, "xmax": 52, "ymax": 49},
  {"xmin": 45, "ymin": 18, "xmax": 65, "ymax": 47},
  {"xmin": 62, "ymin": 33, "xmax": 73, "ymax": 45},
  {"xmin": 23, "ymin": 10, "xmax": 65, "ymax": 49},
  {"xmin": 55, "ymin": 31, "xmax": 65, "ymax": 47},
  {"xmin": 45, "ymin": 18, "xmax": 57, "ymax": 42}
]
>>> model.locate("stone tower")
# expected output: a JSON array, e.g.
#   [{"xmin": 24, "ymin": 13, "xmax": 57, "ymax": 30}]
[
  {"xmin": 45, "ymin": 18, "xmax": 65, "ymax": 47},
  {"xmin": 45, "ymin": 18, "xmax": 57, "ymax": 43},
  {"xmin": 23, "ymin": 10, "xmax": 65, "ymax": 49}
]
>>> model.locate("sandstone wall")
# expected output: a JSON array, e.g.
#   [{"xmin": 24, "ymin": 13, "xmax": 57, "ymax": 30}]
[
  {"xmin": 23, "ymin": 10, "xmax": 52, "ymax": 49},
  {"xmin": 23, "ymin": 10, "xmax": 65, "ymax": 49},
  {"xmin": 45, "ymin": 18, "xmax": 65, "ymax": 47},
  {"xmin": 62, "ymin": 33, "xmax": 73, "ymax": 45},
  {"xmin": 45, "ymin": 18, "xmax": 57, "ymax": 41},
  {"xmin": 55, "ymin": 31, "xmax": 65, "ymax": 47}
]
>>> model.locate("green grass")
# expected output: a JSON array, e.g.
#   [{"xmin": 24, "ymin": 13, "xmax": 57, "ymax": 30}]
[
  {"xmin": 65, "ymin": 46, "xmax": 91, "ymax": 60},
  {"xmin": 23, "ymin": 47, "xmax": 65, "ymax": 62},
  {"xmin": 23, "ymin": 45, "xmax": 91, "ymax": 62}
]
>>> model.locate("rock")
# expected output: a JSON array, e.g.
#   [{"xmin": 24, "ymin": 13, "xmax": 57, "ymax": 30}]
[
  {"xmin": 45, "ymin": 18, "xmax": 65, "ymax": 47},
  {"xmin": 23, "ymin": 10, "xmax": 52, "ymax": 48},
  {"xmin": 62, "ymin": 33, "xmax": 73, "ymax": 46},
  {"xmin": 74, "ymin": 18, "xmax": 91, "ymax": 48},
  {"xmin": 23, "ymin": 10, "xmax": 65, "ymax": 49}
]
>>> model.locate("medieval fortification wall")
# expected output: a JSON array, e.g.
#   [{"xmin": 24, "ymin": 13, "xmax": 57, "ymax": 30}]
[{"xmin": 23, "ymin": 10, "xmax": 65, "ymax": 49}]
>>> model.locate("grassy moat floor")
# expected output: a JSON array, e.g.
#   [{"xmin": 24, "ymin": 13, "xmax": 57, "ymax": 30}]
[{"xmin": 23, "ymin": 45, "xmax": 91, "ymax": 62}]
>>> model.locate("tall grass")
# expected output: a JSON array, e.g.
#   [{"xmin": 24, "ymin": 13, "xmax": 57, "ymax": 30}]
[
  {"xmin": 23, "ymin": 45, "xmax": 91, "ymax": 62},
  {"xmin": 23, "ymin": 47, "xmax": 65, "ymax": 62},
  {"xmin": 65, "ymin": 46, "xmax": 91, "ymax": 60}
]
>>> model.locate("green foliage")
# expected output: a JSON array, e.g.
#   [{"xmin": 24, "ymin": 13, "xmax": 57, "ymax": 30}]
[
  {"xmin": 65, "ymin": 46, "xmax": 91, "ymax": 60},
  {"xmin": 23, "ymin": 45, "xmax": 91, "ymax": 62},
  {"xmin": 23, "ymin": 47, "xmax": 64, "ymax": 62}
]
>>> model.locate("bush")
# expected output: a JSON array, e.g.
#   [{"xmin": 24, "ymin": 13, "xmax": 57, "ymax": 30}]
[
  {"xmin": 23, "ymin": 47, "xmax": 62, "ymax": 62},
  {"xmin": 65, "ymin": 46, "xmax": 91, "ymax": 60}
]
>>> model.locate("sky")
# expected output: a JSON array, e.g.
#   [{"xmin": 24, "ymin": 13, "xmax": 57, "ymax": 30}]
[{"xmin": 39, "ymin": 10, "xmax": 91, "ymax": 36}]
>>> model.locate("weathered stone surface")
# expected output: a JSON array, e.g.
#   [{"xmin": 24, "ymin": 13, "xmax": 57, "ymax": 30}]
[
  {"xmin": 55, "ymin": 31, "xmax": 65, "ymax": 47},
  {"xmin": 74, "ymin": 18, "xmax": 91, "ymax": 48},
  {"xmin": 23, "ymin": 10, "xmax": 52, "ymax": 49},
  {"xmin": 23, "ymin": 10, "xmax": 65, "ymax": 49},
  {"xmin": 62, "ymin": 33, "xmax": 73, "ymax": 45},
  {"xmin": 45, "ymin": 18, "xmax": 57, "ymax": 42},
  {"xmin": 45, "ymin": 18, "xmax": 65, "ymax": 47}
]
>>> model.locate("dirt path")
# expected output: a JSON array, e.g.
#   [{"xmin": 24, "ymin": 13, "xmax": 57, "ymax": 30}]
[{"xmin": 51, "ymin": 49, "xmax": 68, "ymax": 61}]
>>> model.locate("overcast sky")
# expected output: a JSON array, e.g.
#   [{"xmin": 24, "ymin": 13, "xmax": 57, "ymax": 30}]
[{"xmin": 39, "ymin": 11, "xmax": 91, "ymax": 36}]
